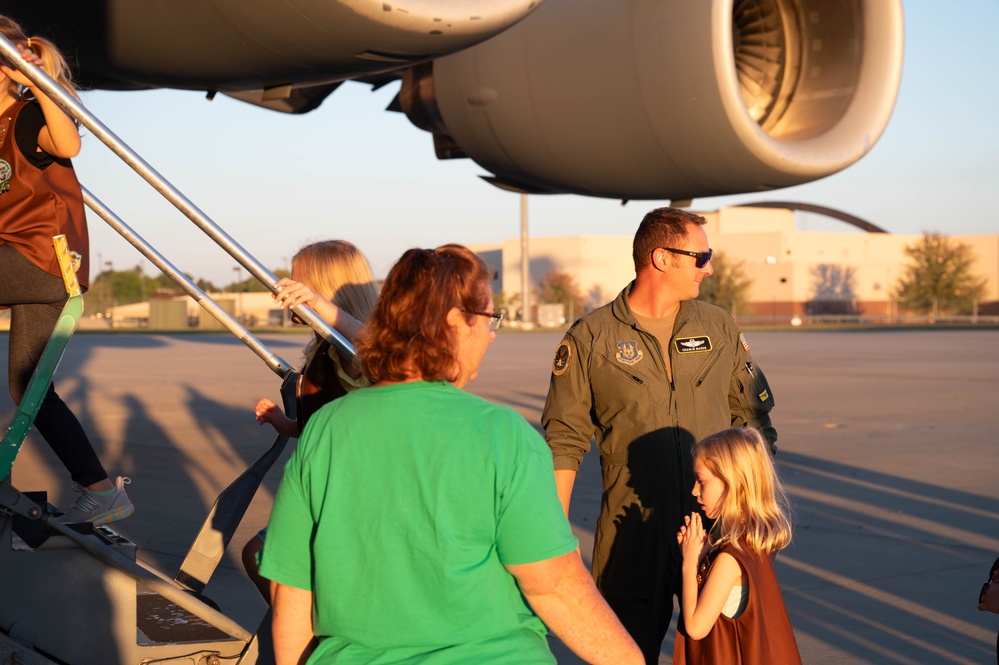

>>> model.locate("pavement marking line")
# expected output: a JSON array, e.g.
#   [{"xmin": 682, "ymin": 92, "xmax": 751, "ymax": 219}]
[
  {"xmin": 782, "ymin": 460, "xmax": 999, "ymax": 522},
  {"xmin": 786, "ymin": 587, "xmax": 982, "ymax": 665},
  {"xmin": 781, "ymin": 555, "xmax": 994, "ymax": 648},
  {"xmin": 784, "ymin": 484, "xmax": 999, "ymax": 552}
]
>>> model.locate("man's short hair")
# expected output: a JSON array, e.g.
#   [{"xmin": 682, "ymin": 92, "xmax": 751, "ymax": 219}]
[{"xmin": 632, "ymin": 207, "xmax": 707, "ymax": 271}]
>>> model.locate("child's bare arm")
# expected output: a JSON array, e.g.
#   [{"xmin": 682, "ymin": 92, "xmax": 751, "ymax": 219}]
[
  {"xmin": 254, "ymin": 398, "xmax": 299, "ymax": 437},
  {"xmin": 678, "ymin": 512, "xmax": 743, "ymax": 639},
  {"xmin": 3, "ymin": 44, "xmax": 81, "ymax": 158}
]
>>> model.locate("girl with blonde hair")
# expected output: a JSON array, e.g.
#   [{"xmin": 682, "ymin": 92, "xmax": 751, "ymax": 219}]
[
  {"xmin": 253, "ymin": 239, "xmax": 377, "ymax": 437},
  {"xmin": 244, "ymin": 239, "xmax": 377, "ymax": 600},
  {"xmin": 674, "ymin": 427, "xmax": 801, "ymax": 664},
  {"xmin": 0, "ymin": 14, "xmax": 132, "ymax": 525}
]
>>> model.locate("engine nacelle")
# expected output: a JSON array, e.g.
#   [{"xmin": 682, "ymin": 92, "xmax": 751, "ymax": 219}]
[
  {"xmin": 11, "ymin": 1, "xmax": 542, "ymax": 92},
  {"xmin": 400, "ymin": 0, "xmax": 904, "ymax": 200}
]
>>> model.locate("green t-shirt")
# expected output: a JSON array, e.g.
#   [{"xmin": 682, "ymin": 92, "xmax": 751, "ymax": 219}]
[{"xmin": 260, "ymin": 381, "xmax": 578, "ymax": 664}]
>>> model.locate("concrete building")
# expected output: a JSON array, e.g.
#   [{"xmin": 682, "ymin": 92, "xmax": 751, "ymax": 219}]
[
  {"xmin": 72, "ymin": 292, "xmax": 288, "ymax": 330},
  {"xmin": 470, "ymin": 206, "xmax": 999, "ymax": 323}
]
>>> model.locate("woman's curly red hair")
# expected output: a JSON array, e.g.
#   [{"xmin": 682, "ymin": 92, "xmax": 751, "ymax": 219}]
[{"xmin": 356, "ymin": 244, "xmax": 491, "ymax": 383}]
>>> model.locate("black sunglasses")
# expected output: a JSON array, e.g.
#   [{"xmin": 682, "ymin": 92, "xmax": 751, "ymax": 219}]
[
  {"xmin": 463, "ymin": 310, "xmax": 504, "ymax": 331},
  {"xmin": 660, "ymin": 247, "xmax": 713, "ymax": 269}
]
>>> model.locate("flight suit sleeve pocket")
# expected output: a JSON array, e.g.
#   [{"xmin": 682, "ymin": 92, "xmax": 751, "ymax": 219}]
[
  {"xmin": 740, "ymin": 361, "xmax": 774, "ymax": 411},
  {"xmin": 730, "ymin": 361, "xmax": 778, "ymax": 451}
]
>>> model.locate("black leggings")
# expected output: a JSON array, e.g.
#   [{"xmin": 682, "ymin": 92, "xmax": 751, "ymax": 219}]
[{"xmin": 0, "ymin": 243, "xmax": 107, "ymax": 486}]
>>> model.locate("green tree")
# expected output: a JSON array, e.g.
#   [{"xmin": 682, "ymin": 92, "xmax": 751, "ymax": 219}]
[
  {"xmin": 893, "ymin": 233, "xmax": 986, "ymax": 315},
  {"xmin": 194, "ymin": 277, "xmax": 219, "ymax": 293},
  {"xmin": 148, "ymin": 271, "xmax": 186, "ymax": 295},
  {"xmin": 83, "ymin": 268, "xmax": 114, "ymax": 315},
  {"xmin": 109, "ymin": 267, "xmax": 146, "ymax": 304},
  {"xmin": 698, "ymin": 251, "xmax": 753, "ymax": 315},
  {"xmin": 226, "ymin": 275, "xmax": 250, "ymax": 293},
  {"xmin": 226, "ymin": 267, "xmax": 290, "ymax": 293},
  {"xmin": 83, "ymin": 265, "xmax": 151, "ymax": 311},
  {"xmin": 538, "ymin": 269, "xmax": 585, "ymax": 320}
]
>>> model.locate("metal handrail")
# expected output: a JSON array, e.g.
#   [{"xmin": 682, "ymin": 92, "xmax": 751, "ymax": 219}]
[
  {"xmin": 0, "ymin": 33, "xmax": 354, "ymax": 362},
  {"xmin": 82, "ymin": 188, "xmax": 294, "ymax": 378}
]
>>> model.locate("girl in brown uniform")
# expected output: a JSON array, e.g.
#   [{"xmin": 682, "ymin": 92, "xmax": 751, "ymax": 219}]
[
  {"xmin": 674, "ymin": 428, "xmax": 801, "ymax": 664},
  {"xmin": 0, "ymin": 15, "xmax": 132, "ymax": 525}
]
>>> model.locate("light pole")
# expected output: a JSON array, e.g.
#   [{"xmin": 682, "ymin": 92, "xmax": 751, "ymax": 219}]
[
  {"xmin": 520, "ymin": 193, "xmax": 532, "ymax": 328},
  {"xmin": 766, "ymin": 256, "xmax": 777, "ymax": 325},
  {"xmin": 282, "ymin": 256, "xmax": 290, "ymax": 327},
  {"xmin": 232, "ymin": 266, "xmax": 242, "ymax": 323},
  {"xmin": 96, "ymin": 252, "xmax": 104, "ymax": 316},
  {"xmin": 105, "ymin": 260, "xmax": 115, "ymax": 325}
]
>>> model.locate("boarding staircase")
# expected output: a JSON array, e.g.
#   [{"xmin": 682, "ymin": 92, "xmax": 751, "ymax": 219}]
[{"xmin": 0, "ymin": 34, "xmax": 352, "ymax": 665}]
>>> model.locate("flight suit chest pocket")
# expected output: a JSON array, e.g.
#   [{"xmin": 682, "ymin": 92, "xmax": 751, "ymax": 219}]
[
  {"xmin": 591, "ymin": 348, "xmax": 653, "ymax": 422},
  {"xmin": 674, "ymin": 338, "xmax": 722, "ymax": 389}
]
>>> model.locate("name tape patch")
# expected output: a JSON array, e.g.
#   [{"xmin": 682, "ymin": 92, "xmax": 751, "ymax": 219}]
[{"xmin": 674, "ymin": 336, "xmax": 712, "ymax": 354}]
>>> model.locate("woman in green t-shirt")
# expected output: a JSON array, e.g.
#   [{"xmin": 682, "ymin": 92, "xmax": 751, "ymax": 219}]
[{"xmin": 262, "ymin": 244, "xmax": 642, "ymax": 665}]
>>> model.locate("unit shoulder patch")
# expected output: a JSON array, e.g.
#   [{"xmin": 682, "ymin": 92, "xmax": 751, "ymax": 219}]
[
  {"xmin": 552, "ymin": 338, "xmax": 574, "ymax": 376},
  {"xmin": 674, "ymin": 336, "xmax": 713, "ymax": 354}
]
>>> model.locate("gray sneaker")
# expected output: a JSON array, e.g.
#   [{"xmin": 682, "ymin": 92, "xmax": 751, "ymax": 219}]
[{"xmin": 59, "ymin": 476, "xmax": 134, "ymax": 525}]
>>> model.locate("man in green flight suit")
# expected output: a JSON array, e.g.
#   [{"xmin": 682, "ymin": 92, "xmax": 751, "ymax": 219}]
[{"xmin": 542, "ymin": 207, "xmax": 777, "ymax": 664}]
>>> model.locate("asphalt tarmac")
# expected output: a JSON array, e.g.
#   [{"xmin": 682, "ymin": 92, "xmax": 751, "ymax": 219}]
[{"xmin": 2, "ymin": 328, "xmax": 997, "ymax": 664}]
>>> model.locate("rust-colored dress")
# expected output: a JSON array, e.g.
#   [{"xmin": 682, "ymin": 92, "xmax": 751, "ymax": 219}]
[{"xmin": 674, "ymin": 540, "xmax": 802, "ymax": 665}]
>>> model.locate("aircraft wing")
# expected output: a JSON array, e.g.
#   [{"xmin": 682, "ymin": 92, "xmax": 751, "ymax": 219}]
[{"xmin": 1, "ymin": 0, "xmax": 904, "ymax": 201}]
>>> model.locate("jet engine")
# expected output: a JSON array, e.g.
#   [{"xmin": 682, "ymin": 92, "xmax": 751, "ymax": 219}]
[
  {"xmin": 400, "ymin": 0, "xmax": 904, "ymax": 201},
  {"xmin": 3, "ymin": 0, "xmax": 543, "ymax": 112}
]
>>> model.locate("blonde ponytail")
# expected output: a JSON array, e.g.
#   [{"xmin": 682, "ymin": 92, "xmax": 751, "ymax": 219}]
[{"xmin": 0, "ymin": 16, "xmax": 79, "ymax": 100}]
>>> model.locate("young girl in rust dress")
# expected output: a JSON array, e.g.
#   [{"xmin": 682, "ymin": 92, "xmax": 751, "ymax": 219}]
[{"xmin": 674, "ymin": 427, "xmax": 801, "ymax": 665}]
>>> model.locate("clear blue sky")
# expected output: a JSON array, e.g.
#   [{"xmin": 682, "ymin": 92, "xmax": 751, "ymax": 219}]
[{"xmin": 71, "ymin": 1, "xmax": 998, "ymax": 286}]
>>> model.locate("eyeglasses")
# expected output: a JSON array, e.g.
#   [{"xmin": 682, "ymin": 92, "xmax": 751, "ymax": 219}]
[
  {"xmin": 660, "ymin": 247, "xmax": 713, "ymax": 269},
  {"xmin": 463, "ymin": 310, "xmax": 504, "ymax": 331}
]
